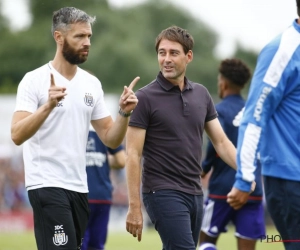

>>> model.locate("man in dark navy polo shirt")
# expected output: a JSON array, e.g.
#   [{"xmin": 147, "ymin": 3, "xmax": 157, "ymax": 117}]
[{"xmin": 125, "ymin": 26, "xmax": 238, "ymax": 250}]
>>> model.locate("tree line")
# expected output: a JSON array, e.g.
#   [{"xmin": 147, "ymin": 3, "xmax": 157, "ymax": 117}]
[{"xmin": 0, "ymin": 0, "xmax": 258, "ymax": 95}]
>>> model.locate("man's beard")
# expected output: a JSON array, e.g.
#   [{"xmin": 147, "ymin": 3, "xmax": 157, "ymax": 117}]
[{"xmin": 62, "ymin": 39, "xmax": 88, "ymax": 65}]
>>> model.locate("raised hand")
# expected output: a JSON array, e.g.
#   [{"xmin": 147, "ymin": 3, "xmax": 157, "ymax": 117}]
[
  {"xmin": 119, "ymin": 76, "xmax": 140, "ymax": 113},
  {"xmin": 48, "ymin": 73, "xmax": 67, "ymax": 108}
]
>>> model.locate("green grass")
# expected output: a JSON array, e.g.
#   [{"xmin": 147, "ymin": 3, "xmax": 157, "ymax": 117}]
[
  {"xmin": 217, "ymin": 226, "xmax": 283, "ymax": 250},
  {"xmin": 0, "ymin": 226, "xmax": 284, "ymax": 250},
  {"xmin": 106, "ymin": 228, "xmax": 162, "ymax": 249},
  {"xmin": 0, "ymin": 231, "xmax": 36, "ymax": 250},
  {"xmin": 106, "ymin": 225, "xmax": 284, "ymax": 250}
]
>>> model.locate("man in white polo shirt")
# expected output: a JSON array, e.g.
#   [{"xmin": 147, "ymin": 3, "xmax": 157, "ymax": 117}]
[{"xmin": 11, "ymin": 7, "xmax": 139, "ymax": 250}]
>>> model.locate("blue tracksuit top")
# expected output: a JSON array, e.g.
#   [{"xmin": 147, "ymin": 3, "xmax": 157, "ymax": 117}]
[
  {"xmin": 234, "ymin": 20, "xmax": 300, "ymax": 192},
  {"xmin": 202, "ymin": 95, "xmax": 263, "ymax": 201}
]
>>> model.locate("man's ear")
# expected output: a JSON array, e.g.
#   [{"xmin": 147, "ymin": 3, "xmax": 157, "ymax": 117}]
[
  {"xmin": 221, "ymin": 77, "xmax": 230, "ymax": 91},
  {"xmin": 186, "ymin": 50, "xmax": 193, "ymax": 64},
  {"xmin": 53, "ymin": 31, "xmax": 64, "ymax": 45},
  {"xmin": 223, "ymin": 79, "xmax": 229, "ymax": 90}
]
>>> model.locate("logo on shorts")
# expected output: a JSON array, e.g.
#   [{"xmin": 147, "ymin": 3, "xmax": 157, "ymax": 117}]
[
  {"xmin": 53, "ymin": 225, "xmax": 68, "ymax": 246},
  {"xmin": 84, "ymin": 93, "xmax": 94, "ymax": 107},
  {"xmin": 210, "ymin": 226, "xmax": 219, "ymax": 234}
]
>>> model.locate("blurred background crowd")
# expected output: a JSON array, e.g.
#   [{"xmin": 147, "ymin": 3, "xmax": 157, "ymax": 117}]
[{"xmin": 0, "ymin": 146, "xmax": 28, "ymax": 212}]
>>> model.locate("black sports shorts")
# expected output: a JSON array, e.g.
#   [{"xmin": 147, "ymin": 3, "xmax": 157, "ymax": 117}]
[{"xmin": 28, "ymin": 187, "xmax": 89, "ymax": 250}]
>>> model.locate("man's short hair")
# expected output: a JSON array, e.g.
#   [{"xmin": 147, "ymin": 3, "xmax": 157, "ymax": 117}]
[
  {"xmin": 51, "ymin": 7, "xmax": 96, "ymax": 36},
  {"xmin": 155, "ymin": 25, "xmax": 194, "ymax": 54},
  {"xmin": 219, "ymin": 58, "xmax": 251, "ymax": 88}
]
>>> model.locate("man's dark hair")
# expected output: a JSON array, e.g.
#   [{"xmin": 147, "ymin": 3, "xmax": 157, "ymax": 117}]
[
  {"xmin": 155, "ymin": 25, "xmax": 194, "ymax": 54},
  {"xmin": 219, "ymin": 58, "xmax": 251, "ymax": 88},
  {"xmin": 297, "ymin": 0, "xmax": 300, "ymax": 16}
]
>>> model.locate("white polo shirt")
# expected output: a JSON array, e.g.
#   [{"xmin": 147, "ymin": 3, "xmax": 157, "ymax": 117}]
[{"xmin": 15, "ymin": 62, "xmax": 111, "ymax": 192}]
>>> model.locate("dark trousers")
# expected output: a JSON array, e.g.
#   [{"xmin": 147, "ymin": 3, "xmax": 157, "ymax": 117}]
[
  {"xmin": 264, "ymin": 176, "xmax": 300, "ymax": 250},
  {"xmin": 28, "ymin": 187, "xmax": 89, "ymax": 250},
  {"xmin": 143, "ymin": 189, "xmax": 203, "ymax": 250}
]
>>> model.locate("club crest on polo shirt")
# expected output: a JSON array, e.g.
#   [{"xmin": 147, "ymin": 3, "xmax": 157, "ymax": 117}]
[
  {"xmin": 84, "ymin": 93, "xmax": 94, "ymax": 107},
  {"xmin": 53, "ymin": 225, "xmax": 68, "ymax": 246}
]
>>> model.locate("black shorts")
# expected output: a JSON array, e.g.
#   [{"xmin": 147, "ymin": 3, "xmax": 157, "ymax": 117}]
[{"xmin": 28, "ymin": 187, "xmax": 89, "ymax": 250}]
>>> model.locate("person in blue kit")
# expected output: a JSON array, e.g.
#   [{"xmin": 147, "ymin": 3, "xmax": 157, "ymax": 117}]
[
  {"xmin": 82, "ymin": 126, "xmax": 126, "ymax": 250},
  {"xmin": 227, "ymin": 2, "xmax": 300, "ymax": 250},
  {"xmin": 198, "ymin": 59, "xmax": 265, "ymax": 250}
]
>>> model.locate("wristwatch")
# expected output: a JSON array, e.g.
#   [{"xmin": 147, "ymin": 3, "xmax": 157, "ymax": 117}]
[{"xmin": 118, "ymin": 108, "xmax": 132, "ymax": 117}]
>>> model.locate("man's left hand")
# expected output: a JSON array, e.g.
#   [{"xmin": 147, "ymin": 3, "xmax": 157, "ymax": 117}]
[{"xmin": 227, "ymin": 187, "xmax": 250, "ymax": 210}]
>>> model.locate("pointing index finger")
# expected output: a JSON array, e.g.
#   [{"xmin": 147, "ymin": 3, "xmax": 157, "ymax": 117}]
[
  {"xmin": 50, "ymin": 73, "xmax": 56, "ymax": 87},
  {"xmin": 128, "ymin": 76, "xmax": 140, "ymax": 91}
]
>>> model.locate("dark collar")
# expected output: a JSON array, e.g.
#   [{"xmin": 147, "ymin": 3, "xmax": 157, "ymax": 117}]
[{"xmin": 156, "ymin": 71, "xmax": 193, "ymax": 91}]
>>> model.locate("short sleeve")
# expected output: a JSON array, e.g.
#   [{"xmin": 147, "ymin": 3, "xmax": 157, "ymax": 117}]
[
  {"xmin": 15, "ymin": 73, "xmax": 39, "ymax": 113},
  {"xmin": 129, "ymin": 90, "xmax": 150, "ymax": 129}
]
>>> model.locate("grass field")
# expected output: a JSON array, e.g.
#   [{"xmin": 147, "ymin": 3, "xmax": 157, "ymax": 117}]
[{"xmin": 0, "ymin": 225, "xmax": 284, "ymax": 250}]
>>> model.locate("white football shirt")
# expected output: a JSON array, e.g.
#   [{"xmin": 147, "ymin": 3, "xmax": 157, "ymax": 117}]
[{"xmin": 14, "ymin": 62, "xmax": 111, "ymax": 192}]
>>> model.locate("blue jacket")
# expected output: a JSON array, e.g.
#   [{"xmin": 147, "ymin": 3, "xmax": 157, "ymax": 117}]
[
  {"xmin": 203, "ymin": 95, "xmax": 263, "ymax": 202},
  {"xmin": 86, "ymin": 130, "xmax": 124, "ymax": 203},
  {"xmin": 234, "ymin": 20, "xmax": 300, "ymax": 192}
]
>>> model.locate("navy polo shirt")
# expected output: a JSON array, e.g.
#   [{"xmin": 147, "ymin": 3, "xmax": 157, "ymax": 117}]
[{"xmin": 129, "ymin": 72, "xmax": 217, "ymax": 195}]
